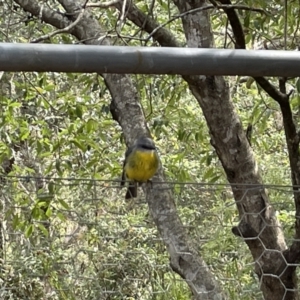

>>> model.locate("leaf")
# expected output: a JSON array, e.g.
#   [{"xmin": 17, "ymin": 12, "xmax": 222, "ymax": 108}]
[
  {"xmin": 37, "ymin": 223, "xmax": 49, "ymax": 237},
  {"xmin": 244, "ymin": 12, "xmax": 250, "ymax": 28},
  {"xmin": 44, "ymin": 83, "xmax": 55, "ymax": 91},
  {"xmin": 36, "ymin": 200, "xmax": 49, "ymax": 208},
  {"xmin": 86, "ymin": 118, "xmax": 96, "ymax": 132},
  {"xmin": 34, "ymin": 86, "xmax": 45, "ymax": 94},
  {"xmin": 52, "ymin": 141, "xmax": 61, "ymax": 152},
  {"xmin": 75, "ymin": 104, "xmax": 83, "ymax": 119},
  {"xmin": 31, "ymin": 206, "xmax": 40, "ymax": 219},
  {"xmin": 203, "ymin": 167, "xmax": 215, "ymax": 181},
  {"xmin": 55, "ymin": 159, "xmax": 61, "ymax": 173},
  {"xmin": 8, "ymin": 102, "xmax": 22, "ymax": 108},
  {"xmin": 56, "ymin": 212, "xmax": 66, "ymax": 222},
  {"xmin": 70, "ymin": 139, "xmax": 86, "ymax": 151},
  {"xmin": 296, "ymin": 78, "xmax": 300, "ymax": 93},
  {"xmin": 45, "ymin": 206, "xmax": 52, "ymax": 218},
  {"xmin": 20, "ymin": 129, "xmax": 30, "ymax": 141},
  {"xmin": 58, "ymin": 198, "xmax": 70, "ymax": 210},
  {"xmin": 12, "ymin": 214, "xmax": 20, "ymax": 229},
  {"xmin": 25, "ymin": 224, "xmax": 34, "ymax": 238},
  {"xmin": 48, "ymin": 181, "xmax": 55, "ymax": 194}
]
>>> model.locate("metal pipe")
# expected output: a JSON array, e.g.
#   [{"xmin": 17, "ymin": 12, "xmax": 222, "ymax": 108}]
[{"xmin": 0, "ymin": 43, "xmax": 299, "ymax": 76}]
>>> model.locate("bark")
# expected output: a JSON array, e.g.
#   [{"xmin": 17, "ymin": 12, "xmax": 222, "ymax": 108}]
[
  {"xmin": 218, "ymin": 0, "xmax": 300, "ymax": 293},
  {"xmin": 14, "ymin": 0, "xmax": 225, "ymax": 298},
  {"xmin": 172, "ymin": 1, "xmax": 294, "ymax": 299}
]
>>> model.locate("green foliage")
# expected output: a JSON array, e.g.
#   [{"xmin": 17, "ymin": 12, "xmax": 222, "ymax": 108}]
[{"xmin": 0, "ymin": 0, "xmax": 299, "ymax": 299}]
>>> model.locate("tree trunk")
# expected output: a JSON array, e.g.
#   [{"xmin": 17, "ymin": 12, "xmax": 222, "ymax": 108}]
[
  {"xmin": 172, "ymin": 1, "xmax": 295, "ymax": 299},
  {"xmin": 14, "ymin": 0, "xmax": 226, "ymax": 298}
]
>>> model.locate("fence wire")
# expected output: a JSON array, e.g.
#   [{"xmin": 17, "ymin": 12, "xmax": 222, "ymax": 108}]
[{"xmin": 0, "ymin": 176, "xmax": 298, "ymax": 299}]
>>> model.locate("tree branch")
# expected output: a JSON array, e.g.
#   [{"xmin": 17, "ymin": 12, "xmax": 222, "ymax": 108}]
[
  {"xmin": 13, "ymin": 0, "xmax": 225, "ymax": 297},
  {"xmin": 217, "ymin": 0, "xmax": 300, "ymax": 264},
  {"xmin": 113, "ymin": 1, "xmax": 180, "ymax": 47},
  {"xmin": 14, "ymin": 0, "xmax": 71, "ymax": 32},
  {"xmin": 216, "ymin": 0, "xmax": 245, "ymax": 49},
  {"xmin": 113, "ymin": 1, "xmax": 267, "ymax": 47},
  {"xmin": 253, "ymin": 77, "xmax": 288, "ymax": 103},
  {"xmin": 117, "ymin": 3, "xmax": 286, "ymax": 275},
  {"xmin": 279, "ymin": 97, "xmax": 300, "ymax": 261},
  {"xmin": 216, "ymin": 0, "xmax": 288, "ymax": 102},
  {"xmin": 86, "ymin": 0, "xmax": 120, "ymax": 8},
  {"xmin": 31, "ymin": 5, "xmax": 86, "ymax": 43},
  {"xmin": 170, "ymin": 0, "xmax": 294, "ymax": 298}
]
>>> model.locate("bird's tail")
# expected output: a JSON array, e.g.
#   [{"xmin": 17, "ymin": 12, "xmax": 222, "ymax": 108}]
[
  {"xmin": 125, "ymin": 182, "xmax": 137, "ymax": 199},
  {"xmin": 120, "ymin": 169, "xmax": 126, "ymax": 186}
]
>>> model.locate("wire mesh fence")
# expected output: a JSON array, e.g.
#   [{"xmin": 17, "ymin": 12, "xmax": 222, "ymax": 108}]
[{"xmin": 0, "ymin": 176, "xmax": 298, "ymax": 299}]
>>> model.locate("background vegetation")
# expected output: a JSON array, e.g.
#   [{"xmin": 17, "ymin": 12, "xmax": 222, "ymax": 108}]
[{"xmin": 0, "ymin": 0, "xmax": 299, "ymax": 299}]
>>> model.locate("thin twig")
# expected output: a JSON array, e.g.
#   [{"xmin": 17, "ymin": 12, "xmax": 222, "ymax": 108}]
[
  {"xmin": 146, "ymin": 4, "xmax": 268, "ymax": 43},
  {"xmin": 31, "ymin": 7, "xmax": 86, "ymax": 43},
  {"xmin": 86, "ymin": 0, "xmax": 121, "ymax": 8},
  {"xmin": 284, "ymin": 0, "xmax": 287, "ymax": 50},
  {"xmin": 116, "ymin": 0, "xmax": 128, "ymax": 33},
  {"xmin": 22, "ymin": 73, "xmax": 58, "ymax": 113},
  {"xmin": 291, "ymin": 0, "xmax": 300, "ymax": 47}
]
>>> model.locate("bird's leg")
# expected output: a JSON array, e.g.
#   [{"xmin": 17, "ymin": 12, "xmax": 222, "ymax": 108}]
[{"xmin": 147, "ymin": 179, "xmax": 153, "ymax": 188}]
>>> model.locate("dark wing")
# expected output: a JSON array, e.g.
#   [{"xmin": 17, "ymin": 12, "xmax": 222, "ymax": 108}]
[
  {"xmin": 125, "ymin": 182, "xmax": 137, "ymax": 199},
  {"xmin": 120, "ymin": 144, "xmax": 135, "ymax": 186},
  {"xmin": 120, "ymin": 161, "xmax": 126, "ymax": 186}
]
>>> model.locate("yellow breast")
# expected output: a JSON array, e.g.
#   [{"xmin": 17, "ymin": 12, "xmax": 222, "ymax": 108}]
[{"xmin": 125, "ymin": 150, "xmax": 159, "ymax": 182}]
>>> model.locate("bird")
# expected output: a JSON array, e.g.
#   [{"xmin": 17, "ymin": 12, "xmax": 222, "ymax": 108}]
[{"xmin": 121, "ymin": 136, "xmax": 159, "ymax": 199}]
